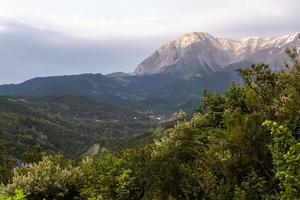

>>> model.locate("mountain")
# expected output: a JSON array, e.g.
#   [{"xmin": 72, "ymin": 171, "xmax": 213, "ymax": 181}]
[
  {"xmin": 134, "ymin": 32, "xmax": 300, "ymax": 78},
  {"xmin": 0, "ymin": 32, "xmax": 298, "ymax": 116},
  {"xmin": 0, "ymin": 73, "xmax": 140, "ymax": 102},
  {"xmin": 0, "ymin": 95, "xmax": 154, "ymax": 158},
  {"xmin": 0, "ymin": 73, "xmax": 177, "ymax": 115},
  {"xmin": 0, "ymin": 71, "xmax": 236, "ymax": 115}
]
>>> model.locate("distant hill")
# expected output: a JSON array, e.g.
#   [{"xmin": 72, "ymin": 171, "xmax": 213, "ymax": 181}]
[
  {"xmin": 0, "ymin": 70, "xmax": 240, "ymax": 115},
  {"xmin": 0, "ymin": 95, "xmax": 154, "ymax": 158}
]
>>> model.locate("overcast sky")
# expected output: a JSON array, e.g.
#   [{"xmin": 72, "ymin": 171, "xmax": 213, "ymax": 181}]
[{"xmin": 0, "ymin": 0, "xmax": 299, "ymax": 84}]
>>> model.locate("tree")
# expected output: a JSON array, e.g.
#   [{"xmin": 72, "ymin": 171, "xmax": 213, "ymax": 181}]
[
  {"xmin": 21, "ymin": 144, "xmax": 46, "ymax": 164},
  {"xmin": 263, "ymin": 121, "xmax": 300, "ymax": 199},
  {"xmin": 0, "ymin": 144, "xmax": 16, "ymax": 184},
  {"xmin": 238, "ymin": 63, "xmax": 286, "ymax": 119},
  {"xmin": 4, "ymin": 155, "xmax": 79, "ymax": 200},
  {"xmin": 78, "ymin": 153, "xmax": 125, "ymax": 200}
]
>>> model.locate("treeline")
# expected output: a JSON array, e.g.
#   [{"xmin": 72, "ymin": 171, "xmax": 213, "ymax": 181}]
[{"xmin": 1, "ymin": 49, "xmax": 300, "ymax": 199}]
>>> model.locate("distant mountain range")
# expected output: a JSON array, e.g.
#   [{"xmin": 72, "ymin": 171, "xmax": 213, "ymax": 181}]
[{"xmin": 0, "ymin": 32, "xmax": 299, "ymax": 115}]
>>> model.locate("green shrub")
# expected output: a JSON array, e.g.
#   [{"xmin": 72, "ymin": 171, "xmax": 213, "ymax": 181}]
[
  {"xmin": 4, "ymin": 155, "xmax": 79, "ymax": 200},
  {"xmin": 0, "ymin": 189, "xmax": 26, "ymax": 200}
]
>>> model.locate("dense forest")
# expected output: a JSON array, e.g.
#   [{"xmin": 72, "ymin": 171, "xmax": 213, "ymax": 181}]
[
  {"xmin": 0, "ymin": 95, "xmax": 155, "ymax": 158},
  {"xmin": 1, "ymin": 48, "xmax": 300, "ymax": 199}
]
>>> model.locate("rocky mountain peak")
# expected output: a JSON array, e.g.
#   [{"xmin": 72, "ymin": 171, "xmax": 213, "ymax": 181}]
[
  {"xmin": 171, "ymin": 32, "xmax": 216, "ymax": 49},
  {"xmin": 134, "ymin": 32, "xmax": 300, "ymax": 78}
]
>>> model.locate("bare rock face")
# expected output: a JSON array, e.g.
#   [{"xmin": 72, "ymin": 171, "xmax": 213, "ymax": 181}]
[{"xmin": 134, "ymin": 32, "xmax": 300, "ymax": 79}]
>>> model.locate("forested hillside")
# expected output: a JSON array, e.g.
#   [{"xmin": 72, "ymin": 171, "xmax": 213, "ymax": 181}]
[
  {"xmin": 0, "ymin": 95, "xmax": 154, "ymax": 158},
  {"xmin": 1, "ymin": 48, "xmax": 300, "ymax": 199}
]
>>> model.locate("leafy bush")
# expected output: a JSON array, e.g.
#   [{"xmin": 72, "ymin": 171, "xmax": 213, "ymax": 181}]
[
  {"xmin": 0, "ymin": 189, "xmax": 26, "ymax": 200},
  {"xmin": 4, "ymin": 155, "xmax": 79, "ymax": 200}
]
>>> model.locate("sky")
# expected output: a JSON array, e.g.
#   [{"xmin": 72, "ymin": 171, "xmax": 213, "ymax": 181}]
[{"xmin": 0, "ymin": 0, "xmax": 299, "ymax": 84}]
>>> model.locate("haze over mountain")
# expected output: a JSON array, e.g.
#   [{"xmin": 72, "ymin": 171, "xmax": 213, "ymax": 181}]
[{"xmin": 0, "ymin": 32, "xmax": 299, "ymax": 115}]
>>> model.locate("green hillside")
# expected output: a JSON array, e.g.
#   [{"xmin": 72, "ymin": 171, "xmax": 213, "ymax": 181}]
[{"xmin": 0, "ymin": 95, "xmax": 154, "ymax": 158}]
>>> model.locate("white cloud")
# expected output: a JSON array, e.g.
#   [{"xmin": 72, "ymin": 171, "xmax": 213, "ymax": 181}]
[{"xmin": 0, "ymin": 0, "xmax": 298, "ymax": 38}]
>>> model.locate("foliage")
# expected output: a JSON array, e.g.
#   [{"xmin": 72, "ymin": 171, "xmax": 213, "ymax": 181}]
[
  {"xmin": 0, "ymin": 145, "xmax": 16, "ymax": 184},
  {"xmin": 263, "ymin": 121, "xmax": 300, "ymax": 199},
  {"xmin": 78, "ymin": 148, "xmax": 152, "ymax": 200},
  {"xmin": 21, "ymin": 144, "xmax": 47, "ymax": 164},
  {"xmin": 0, "ymin": 190, "xmax": 26, "ymax": 200},
  {"xmin": 3, "ymin": 155, "xmax": 79, "ymax": 200}
]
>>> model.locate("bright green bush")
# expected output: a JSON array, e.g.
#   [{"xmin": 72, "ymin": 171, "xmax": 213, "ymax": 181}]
[{"xmin": 0, "ymin": 189, "xmax": 26, "ymax": 200}]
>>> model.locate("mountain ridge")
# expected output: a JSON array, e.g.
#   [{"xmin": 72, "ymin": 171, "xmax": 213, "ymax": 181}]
[{"xmin": 134, "ymin": 32, "xmax": 300, "ymax": 78}]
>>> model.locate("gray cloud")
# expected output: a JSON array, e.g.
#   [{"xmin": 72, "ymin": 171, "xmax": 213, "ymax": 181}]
[
  {"xmin": 0, "ymin": 20, "xmax": 166, "ymax": 84},
  {"xmin": 211, "ymin": 2, "xmax": 300, "ymax": 38}
]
